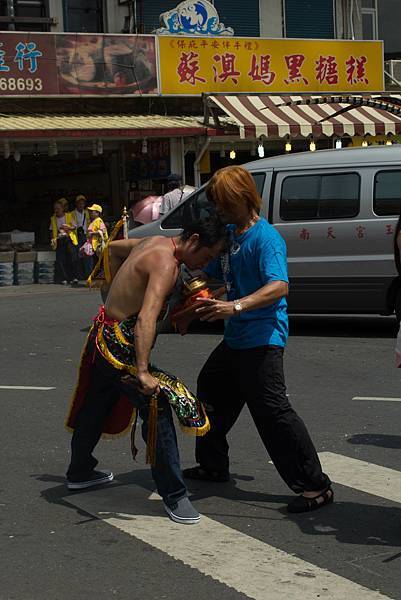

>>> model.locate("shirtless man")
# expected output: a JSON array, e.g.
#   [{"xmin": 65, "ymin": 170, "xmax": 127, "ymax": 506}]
[{"xmin": 65, "ymin": 217, "xmax": 227, "ymax": 524}]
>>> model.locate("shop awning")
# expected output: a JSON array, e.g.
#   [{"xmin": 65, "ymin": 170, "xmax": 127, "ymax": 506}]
[
  {"xmin": 207, "ymin": 94, "xmax": 401, "ymax": 139},
  {"xmin": 0, "ymin": 113, "xmax": 219, "ymax": 139}
]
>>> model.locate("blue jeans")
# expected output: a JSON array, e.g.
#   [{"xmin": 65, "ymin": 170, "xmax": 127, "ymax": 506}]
[{"xmin": 66, "ymin": 350, "xmax": 187, "ymax": 507}]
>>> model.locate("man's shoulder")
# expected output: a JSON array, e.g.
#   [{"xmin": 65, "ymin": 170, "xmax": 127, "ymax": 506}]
[{"xmin": 141, "ymin": 237, "xmax": 177, "ymax": 268}]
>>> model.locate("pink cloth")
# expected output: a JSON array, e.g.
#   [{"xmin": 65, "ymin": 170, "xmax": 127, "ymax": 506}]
[{"xmin": 132, "ymin": 196, "xmax": 162, "ymax": 224}]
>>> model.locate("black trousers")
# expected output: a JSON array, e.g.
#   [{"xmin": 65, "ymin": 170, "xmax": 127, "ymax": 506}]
[
  {"xmin": 195, "ymin": 341, "xmax": 330, "ymax": 494},
  {"xmin": 76, "ymin": 228, "xmax": 93, "ymax": 279},
  {"xmin": 55, "ymin": 237, "xmax": 78, "ymax": 283}
]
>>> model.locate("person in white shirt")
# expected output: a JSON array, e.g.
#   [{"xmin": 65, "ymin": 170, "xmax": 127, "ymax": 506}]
[{"xmin": 159, "ymin": 174, "xmax": 192, "ymax": 216}]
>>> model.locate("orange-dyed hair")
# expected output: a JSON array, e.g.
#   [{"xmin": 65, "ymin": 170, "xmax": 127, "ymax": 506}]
[{"xmin": 206, "ymin": 166, "xmax": 262, "ymax": 214}]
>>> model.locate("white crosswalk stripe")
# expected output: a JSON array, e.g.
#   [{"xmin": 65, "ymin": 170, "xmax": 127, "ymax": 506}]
[
  {"xmin": 319, "ymin": 452, "xmax": 401, "ymax": 504},
  {"xmin": 98, "ymin": 512, "xmax": 390, "ymax": 600},
  {"xmin": 66, "ymin": 451, "xmax": 401, "ymax": 600},
  {"xmin": 352, "ymin": 397, "xmax": 401, "ymax": 402}
]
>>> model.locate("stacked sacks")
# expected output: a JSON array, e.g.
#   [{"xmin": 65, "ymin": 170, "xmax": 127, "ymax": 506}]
[
  {"xmin": 15, "ymin": 251, "xmax": 36, "ymax": 285},
  {"xmin": 35, "ymin": 251, "xmax": 56, "ymax": 284},
  {"xmin": 0, "ymin": 251, "xmax": 14, "ymax": 286}
]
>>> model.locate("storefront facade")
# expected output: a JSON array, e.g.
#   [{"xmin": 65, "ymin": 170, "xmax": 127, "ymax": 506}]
[{"xmin": 0, "ymin": 1, "xmax": 393, "ymax": 250}]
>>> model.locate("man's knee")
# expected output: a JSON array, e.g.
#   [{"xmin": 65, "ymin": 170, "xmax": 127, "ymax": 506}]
[{"xmin": 250, "ymin": 393, "xmax": 293, "ymax": 422}]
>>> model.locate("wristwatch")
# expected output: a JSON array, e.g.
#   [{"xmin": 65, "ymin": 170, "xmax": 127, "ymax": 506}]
[{"xmin": 233, "ymin": 299, "xmax": 243, "ymax": 314}]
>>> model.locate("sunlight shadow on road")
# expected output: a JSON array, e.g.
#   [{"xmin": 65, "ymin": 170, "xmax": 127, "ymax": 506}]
[
  {"xmin": 347, "ymin": 433, "xmax": 401, "ymax": 449},
  {"xmin": 281, "ymin": 500, "xmax": 401, "ymax": 550}
]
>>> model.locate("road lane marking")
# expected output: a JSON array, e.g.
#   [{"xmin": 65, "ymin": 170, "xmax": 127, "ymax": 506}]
[
  {"xmin": 0, "ymin": 385, "xmax": 55, "ymax": 391},
  {"xmin": 70, "ymin": 509, "xmax": 389, "ymax": 600},
  {"xmin": 352, "ymin": 397, "xmax": 401, "ymax": 402},
  {"xmin": 319, "ymin": 452, "xmax": 401, "ymax": 504}
]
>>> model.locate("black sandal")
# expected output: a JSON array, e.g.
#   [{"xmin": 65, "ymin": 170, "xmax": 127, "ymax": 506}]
[
  {"xmin": 287, "ymin": 486, "xmax": 334, "ymax": 513},
  {"xmin": 183, "ymin": 466, "xmax": 230, "ymax": 483}
]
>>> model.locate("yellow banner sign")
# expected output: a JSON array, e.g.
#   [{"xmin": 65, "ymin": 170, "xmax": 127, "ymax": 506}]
[{"xmin": 158, "ymin": 37, "xmax": 383, "ymax": 95}]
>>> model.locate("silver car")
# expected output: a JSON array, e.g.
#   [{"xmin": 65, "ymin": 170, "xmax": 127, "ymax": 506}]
[{"xmin": 130, "ymin": 145, "xmax": 401, "ymax": 315}]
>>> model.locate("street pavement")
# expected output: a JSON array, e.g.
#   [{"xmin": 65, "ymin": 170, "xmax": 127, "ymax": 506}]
[{"xmin": 1, "ymin": 285, "xmax": 401, "ymax": 600}]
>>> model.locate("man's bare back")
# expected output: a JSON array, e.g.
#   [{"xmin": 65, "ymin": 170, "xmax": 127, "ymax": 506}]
[
  {"xmin": 105, "ymin": 236, "xmax": 179, "ymax": 322},
  {"xmin": 102, "ymin": 223, "xmax": 226, "ymax": 395}
]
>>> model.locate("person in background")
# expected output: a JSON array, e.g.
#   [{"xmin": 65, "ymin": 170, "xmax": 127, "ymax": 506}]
[
  {"xmin": 128, "ymin": 199, "xmax": 138, "ymax": 230},
  {"xmin": 87, "ymin": 204, "xmax": 108, "ymax": 256},
  {"xmin": 60, "ymin": 197, "xmax": 70, "ymax": 212},
  {"xmin": 159, "ymin": 174, "xmax": 187, "ymax": 216},
  {"xmin": 70, "ymin": 195, "xmax": 91, "ymax": 279},
  {"xmin": 50, "ymin": 199, "xmax": 79, "ymax": 286}
]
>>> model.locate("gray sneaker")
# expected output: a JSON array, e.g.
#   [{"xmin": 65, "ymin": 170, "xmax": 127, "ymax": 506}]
[
  {"xmin": 164, "ymin": 497, "xmax": 201, "ymax": 525},
  {"xmin": 67, "ymin": 470, "xmax": 114, "ymax": 490}
]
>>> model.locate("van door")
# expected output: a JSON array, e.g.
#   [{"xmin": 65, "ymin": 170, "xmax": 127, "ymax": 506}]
[
  {"xmin": 271, "ymin": 168, "xmax": 380, "ymax": 313},
  {"xmin": 371, "ymin": 167, "xmax": 401, "ymax": 305}
]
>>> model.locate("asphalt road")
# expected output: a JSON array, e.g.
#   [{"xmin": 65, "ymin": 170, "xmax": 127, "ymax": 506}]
[{"xmin": 1, "ymin": 285, "xmax": 401, "ymax": 600}]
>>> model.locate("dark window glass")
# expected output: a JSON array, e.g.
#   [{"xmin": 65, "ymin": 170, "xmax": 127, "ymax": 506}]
[
  {"xmin": 285, "ymin": 0, "xmax": 334, "ymax": 39},
  {"xmin": 162, "ymin": 172, "xmax": 266, "ymax": 230},
  {"xmin": 250, "ymin": 172, "xmax": 266, "ymax": 197},
  {"xmin": 378, "ymin": 0, "xmax": 401, "ymax": 56},
  {"xmin": 0, "ymin": 0, "xmax": 48, "ymax": 16},
  {"xmin": 64, "ymin": 0, "xmax": 103, "ymax": 33},
  {"xmin": 374, "ymin": 170, "xmax": 401, "ymax": 216},
  {"xmin": 0, "ymin": 0, "xmax": 49, "ymax": 30},
  {"xmin": 362, "ymin": 13, "xmax": 374, "ymax": 39},
  {"xmin": 162, "ymin": 188, "xmax": 213, "ymax": 230},
  {"xmin": 280, "ymin": 173, "xmax": 360, "ymax": 221}
]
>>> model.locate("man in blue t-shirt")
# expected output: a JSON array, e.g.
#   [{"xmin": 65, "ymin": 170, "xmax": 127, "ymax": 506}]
[{"xmin": 184, "ymin": 166, "xmax": 333, "ymax": 513}]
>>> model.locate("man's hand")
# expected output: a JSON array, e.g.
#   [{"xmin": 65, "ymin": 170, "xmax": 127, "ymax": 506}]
[
  {"xmin": 137, "ymin": 371, "xmax": 160, "ymax": 396},
  {"xmin": 195, "ymin": 298, "xmax": 235, "ymax": 322}
]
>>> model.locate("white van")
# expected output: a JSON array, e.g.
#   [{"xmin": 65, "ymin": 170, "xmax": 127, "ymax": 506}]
[{"xmin": 130, "ymin": 145, "xmax": 401, "ymax": 315}]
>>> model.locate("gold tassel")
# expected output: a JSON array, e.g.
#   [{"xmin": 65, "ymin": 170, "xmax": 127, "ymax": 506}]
[{"xmin": 145, "ymin": 392, "xmax": 159, "ymax": 466}]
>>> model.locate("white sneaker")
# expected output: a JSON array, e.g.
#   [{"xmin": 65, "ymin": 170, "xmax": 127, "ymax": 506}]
[{"xmin": 164, "ymin": 497, "xmax": 201, "ymax": 524}]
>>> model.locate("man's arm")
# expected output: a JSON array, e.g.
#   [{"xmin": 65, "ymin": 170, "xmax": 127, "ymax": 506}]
[
  {"xmin": 195, "ymin": 280, "xmax": 288, "ymax": 321},
  {"xmin": 234, "ymin": 280, "xmax": 288, "ymax": 311},
  {"xmin": 108, "ymin": 238, "xmax": 143, "ymax": 280},
  {"xmin": 134, "ymin": 254, "xmax": 177, "ymax": 394}
]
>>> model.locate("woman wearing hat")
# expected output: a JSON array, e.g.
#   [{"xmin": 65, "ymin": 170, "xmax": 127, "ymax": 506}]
[
  {"xmin": 50, "ymin": 198, "xmax": 79, "ymax": 285},
  {"xmin": 87, "ymin": 204, "xmax": 108, "ymax": 256}
]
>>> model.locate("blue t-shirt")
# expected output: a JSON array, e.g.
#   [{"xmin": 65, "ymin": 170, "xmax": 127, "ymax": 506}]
[{"xmin": 204, "ymin": 218, "xmax": 289, "ymax": 349}]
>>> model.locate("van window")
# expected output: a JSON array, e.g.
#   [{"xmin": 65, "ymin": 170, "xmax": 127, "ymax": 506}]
[
  {"xmin": 250, "ymin": 172, "xmax": 266, "ymax": 196},
  {"xmin": 280, "ymin": 173, "xmax": 360, "ymax": 221},
  {"xmin": 374, "ymin": 170, "xmax": 401, "ymax": 216},
  {"xmin": 161, "ymin": 172, "xmax": 266, "ymax": 230},
  {"xmin": 161, "ymin": 188, "xmax": 213, "ymax": 230}
]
